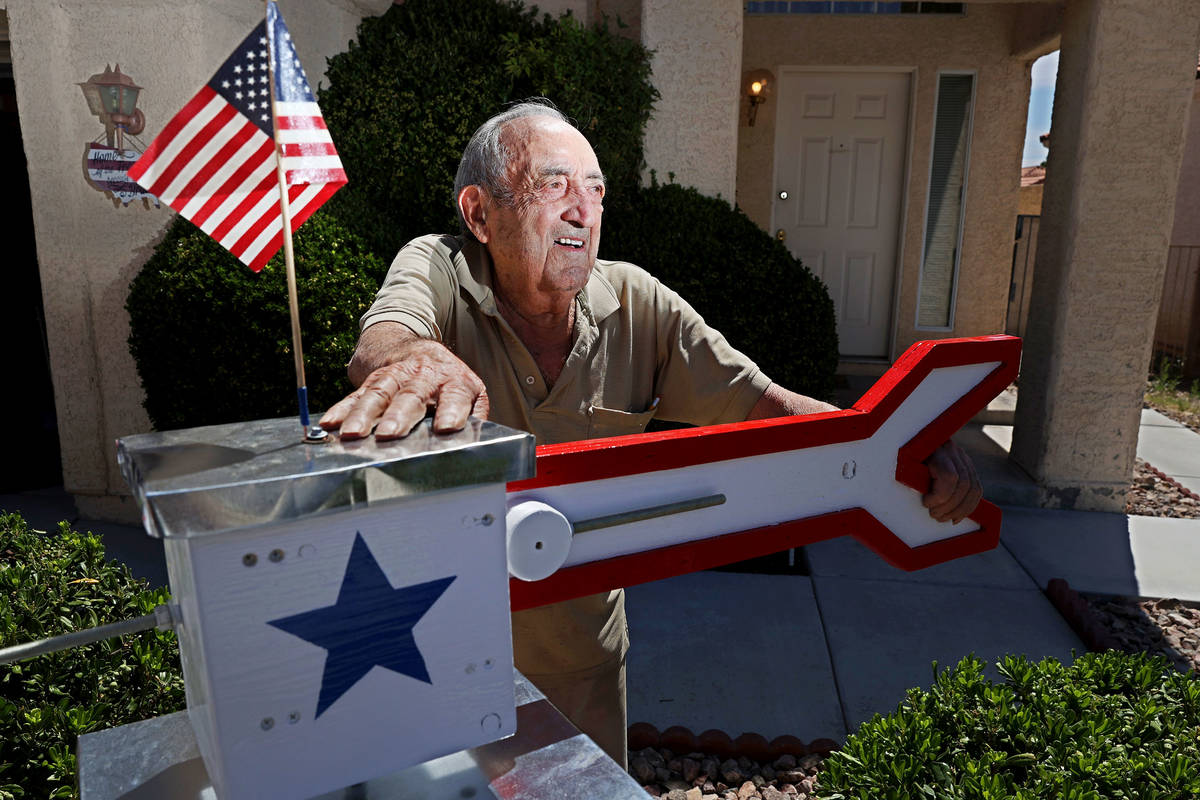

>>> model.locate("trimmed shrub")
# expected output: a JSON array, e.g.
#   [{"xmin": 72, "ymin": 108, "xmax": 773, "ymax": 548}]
[
  {"xmin": 0, "ymin": 512, "xmax": 185, "ymax": 798},
  {"xmin": 817, "ymin": 652, "xmax": 1200, "ymax": 800},
  {"xmin": 318, "ymin": 0, "xmax": 658, "ymax": 258},
  {"xmin": 603, "ymin": 181, "xmax": 837, "ymax": 403},
  {"xmin": 126, "ymin": 209, "xmax": 386, "ymax": 431}
]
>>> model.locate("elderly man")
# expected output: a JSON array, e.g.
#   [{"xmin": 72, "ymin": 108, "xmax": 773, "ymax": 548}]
[{"xmin": 320, "ymin": 100, "xmax": 981, "ymax": 766}]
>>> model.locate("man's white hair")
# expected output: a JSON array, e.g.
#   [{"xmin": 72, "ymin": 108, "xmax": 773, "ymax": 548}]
[{"xmin": 453, "ymin": 99, "xmax": 572, "ymax": 239}]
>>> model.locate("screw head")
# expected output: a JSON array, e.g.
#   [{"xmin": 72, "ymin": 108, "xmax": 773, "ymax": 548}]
[
  {"xmin": 261, "ymin": 717, "xmax": 274, "ymax": 731},
  {"xmin": 288, "ymin": 711, "xmax": 301, "ymax": 724},
  {"xmin": 243, "ymin": 553, "xmax": 258, "ymax": 567},
  {"xmin": 269, "ymin": 548, "xmax": 285, "ymax": 563},
  {"xmin": 481, "ymin": 513, "xmax": 494, "ymax": 526}
]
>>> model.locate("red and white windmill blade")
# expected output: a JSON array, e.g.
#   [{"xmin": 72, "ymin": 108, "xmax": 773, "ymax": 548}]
[{"xmin": 505, "ymin": 335, "xmax": 1021, "ymax": 611}]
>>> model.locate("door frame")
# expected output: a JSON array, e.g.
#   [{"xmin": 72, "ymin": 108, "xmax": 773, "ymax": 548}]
[{"xmin": 770, "ymin": 65, "xmax": 919, "ymax": 363}]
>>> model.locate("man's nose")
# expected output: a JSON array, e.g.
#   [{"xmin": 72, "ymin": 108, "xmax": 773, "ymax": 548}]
[{"xmin": 561, "ymin": 188, "xmax": 602, "ymax": 226}]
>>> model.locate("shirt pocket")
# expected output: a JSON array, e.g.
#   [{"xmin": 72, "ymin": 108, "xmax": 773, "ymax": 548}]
[{"xmin": 586, "ymin": 404, "xmax": 658, "ymax": 440}]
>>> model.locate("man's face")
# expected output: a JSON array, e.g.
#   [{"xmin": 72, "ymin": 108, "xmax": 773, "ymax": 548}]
[{"xmin": 481, "ymin": 118, "xmax": 605, "ymax": 303}]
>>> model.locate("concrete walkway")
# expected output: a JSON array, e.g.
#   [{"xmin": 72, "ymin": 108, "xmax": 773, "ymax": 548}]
[
  {"xmin": 2, "ymin": 407, "xmax": 1199, "ymax": 750},
  {"xmin": 627, "ymin": 408, "xmax": 1200, "ymax": 743}
]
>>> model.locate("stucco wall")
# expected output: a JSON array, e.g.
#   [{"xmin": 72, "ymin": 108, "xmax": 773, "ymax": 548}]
[
  {"xmin": 738, "ymin": 5, "xmax": 1031, "ymax": 360},
  {"xmin": 1170, "ymin": 81, "xmax": 1200, "ymax": 247},
  {"xmin": 5, "ymin": 0, "xmax": 391, "ymax": 521},
  {"xmin": 641, "ymin": 0, "xmax": 742, "ymax": 200},
  {"xmin": 1018, "ymin": 184, "xmax": 1044, "ymax": 215}
]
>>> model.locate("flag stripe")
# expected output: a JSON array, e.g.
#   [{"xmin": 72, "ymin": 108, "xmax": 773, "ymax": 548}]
[
  {"xmin": 177, "ymin": 128, "xmax": 270, "ymax": 220},
  {"xmin": 282, "ymin": 155, "xmax": 344, "ymax": 172},
  {"xmin": 128, "ymin": 87, "xmax": 219, "ymax": 183},
  {"xmin": 276, "ymin": 115, "xmax": 327, "ymax": 131},
  {"xmin": 276, "ymin": 101, "xmax": 324, "ymax": 116},
  {"xmin": 281, "ymin": 141, "xmax": 339, "ymax": 157},
  {"xmin": 241, "ymin": 184, "xmax": 319, "ymax": 270},
  {"xmin": 247, "ymin": 182, "xmax": 336, "ymax": 271},
  {"xmin": 192, "ymin": 143, "xmax": 275, "ymax": 229},
  {"xmin": 285, "ymin": 168, "xmax": 348, "ymax": 185},
  {"xmin": 222, "ymin": 187, "xmax": 284, "ymax": 255},
  {"xmin": 278, "ymin": 128, "xmax": 338, "ymax": 145},
  {"xmin": 156, "ymin": 111, "xmax": 252, "ymax": 205},
  {"xmin": 210, "ymin": 180, "xmax": 275, "ymax": 244},
  {"xmin": 137, "ymin": 92, "xmax": 230, "ymax": 194}
]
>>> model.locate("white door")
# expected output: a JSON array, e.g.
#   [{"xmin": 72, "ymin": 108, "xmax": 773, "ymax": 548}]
[{"xmin": 772, "ymin": 71, "xmax": 910, "ymax": 358}]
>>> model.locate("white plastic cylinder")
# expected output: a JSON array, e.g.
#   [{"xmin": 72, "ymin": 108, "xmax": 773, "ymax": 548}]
[{"xmin": 505, "ymin": 499, "xmax": 573, "ymax": 582}]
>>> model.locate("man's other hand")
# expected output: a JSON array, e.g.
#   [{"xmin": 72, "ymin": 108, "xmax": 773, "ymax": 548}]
[
  {"xmin": 922, "ymin": 440, "xmax": 982, "ymax": 524},
  {"xmin": 319, "ymin": 322, "xmax": 489, "ymax": 440}
]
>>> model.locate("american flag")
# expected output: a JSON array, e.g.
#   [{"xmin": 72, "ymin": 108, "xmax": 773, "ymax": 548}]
[{"xmin": 130, "ymin": 2, "xmax": 346, "ymax": 272}]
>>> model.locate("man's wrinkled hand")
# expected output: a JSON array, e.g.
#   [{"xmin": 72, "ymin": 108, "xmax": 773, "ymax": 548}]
[
  {"xmin": 319, "ymin": 339, "xmax": 490, "ymax": 440},
  {"xmin": 922, "ymin": 440, "xmax": 982, "ymax": 524}
]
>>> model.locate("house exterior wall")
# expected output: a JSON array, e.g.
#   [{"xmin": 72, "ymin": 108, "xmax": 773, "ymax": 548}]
[
  {"xmin": 641, "ymin": 0, "xmax": 742, "ymax": 201},
  {"xmin": 5, "ymin": 0, "xmax": 390, "ymax": 521},
  {"xmin": 738, "ymin": 5, "xmax": 1031, "ymax": 360},
  {"xmin": 1170, "ymin": 81, "xmax": 1200, "ymax": 247}
]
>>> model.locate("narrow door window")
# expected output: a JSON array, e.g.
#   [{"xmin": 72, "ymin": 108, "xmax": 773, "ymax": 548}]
[{"xmin": 917, "ymin": 72, "xmax": 975, "ymax": 329}]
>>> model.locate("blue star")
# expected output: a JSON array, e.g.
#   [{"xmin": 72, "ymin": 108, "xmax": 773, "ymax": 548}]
[{"xmin": 268, "ymin": 533, "xmax": 456, "ymax": 718}]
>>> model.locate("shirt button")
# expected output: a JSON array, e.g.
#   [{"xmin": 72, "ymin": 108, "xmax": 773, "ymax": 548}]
[{"xmin": 525, "ymin": 375, "xmax": 535, "ymax": 385}]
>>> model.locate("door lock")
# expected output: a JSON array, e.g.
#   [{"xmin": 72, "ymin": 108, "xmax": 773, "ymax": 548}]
[
  {"xmin": 778, "ymin": 190, "xmax": 789, "ymax": 200},
  {"xmin": 775, "ymin": 229, "xmax": 786, "ymax": 242}
]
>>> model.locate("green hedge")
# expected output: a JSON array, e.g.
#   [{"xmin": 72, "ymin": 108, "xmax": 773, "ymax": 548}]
[
  {"xmin": 603, "ymin": 181, "xmax": 837, "ymax": 403},
  {"xmin": 817, "ymin": 652, "xmax": 1200, "ymax": 800},
  {"xmin": 0, "ymin": 513, "xmax": 185, "ymax": 799},
  {"xmin": 318, "ymin": 0, "xmax": 657, "ymax": 258},
  {"xmin": 126, "ymin": 210, "xmax": 386, "ymax": 431}
]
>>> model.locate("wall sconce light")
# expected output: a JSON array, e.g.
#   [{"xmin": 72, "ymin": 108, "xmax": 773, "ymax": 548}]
[
  {"xmin": 743, "ymin": 68, "xmax": 773, "ymax": 127},
  {"xmin": 78, "ymin": 64, "xmax": 145, "ymax": 151}
]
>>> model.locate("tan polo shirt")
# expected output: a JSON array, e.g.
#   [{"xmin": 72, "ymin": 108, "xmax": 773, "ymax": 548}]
[{"xmin": 361, "ymin": 234, "xmax": 772, "ymax": 674}]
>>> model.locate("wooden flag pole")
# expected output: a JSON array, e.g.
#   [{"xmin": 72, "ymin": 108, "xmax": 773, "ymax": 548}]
[{"xmin": 266, "ymin": 5, "xmax": 326, "ymax": 443}]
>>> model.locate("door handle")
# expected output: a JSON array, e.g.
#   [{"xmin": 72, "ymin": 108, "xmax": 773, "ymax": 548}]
[{"xmin": 775, "ymin": 229, "xmax": 786, "ymax": 242}]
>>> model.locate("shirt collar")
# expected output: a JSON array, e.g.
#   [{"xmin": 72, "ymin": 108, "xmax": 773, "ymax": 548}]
[{"xmin": 455, "ymin": 235, "xmax": 620, "ymax": 323}]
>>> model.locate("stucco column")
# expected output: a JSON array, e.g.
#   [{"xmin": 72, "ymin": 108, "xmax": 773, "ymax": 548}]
[
  {"xmin": 1010, "ymin": 0, "xmax": 1200, "ymax": 511},
  {"xmin": 640, "ymin": 0, "xmax": 741, "ymax": 200}
]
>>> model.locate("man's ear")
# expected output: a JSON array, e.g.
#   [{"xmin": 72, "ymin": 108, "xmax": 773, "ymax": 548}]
[{"xmin": 459, "ymin": 185, "xmax": 490, "ymax": 243}]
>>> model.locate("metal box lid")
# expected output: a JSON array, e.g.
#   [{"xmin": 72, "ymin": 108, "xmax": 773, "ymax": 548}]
[{"xmin": 117, "ymin": 417, "xmax": 535, "ymax": 539}]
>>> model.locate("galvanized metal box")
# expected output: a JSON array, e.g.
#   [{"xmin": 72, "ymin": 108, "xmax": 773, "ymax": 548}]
[{"xmin": 117, "ymin": 417, "xmax": 535, "ymax": 799}]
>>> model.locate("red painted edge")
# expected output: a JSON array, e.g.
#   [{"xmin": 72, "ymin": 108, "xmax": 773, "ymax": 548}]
[
  {"xmin": 508, "ymin": 335, "xmax": 1021, "ymax": 492},
  {"xmin": 510, "ymin": 504, "xmax": 1001, "ymax": 610}
]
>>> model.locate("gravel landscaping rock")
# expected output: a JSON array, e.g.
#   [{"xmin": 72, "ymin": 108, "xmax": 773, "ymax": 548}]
[
  {"xmin": 631, "ymin": 746, "xmax": 827, "ymax": 799},
  {"xmin": 1082, "ymin": 594, "xmax": 1200, "ymax": 673},
  {"xmin": 1125, "ymin": 458, "xmax": 1200, "ymax": 518}
]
